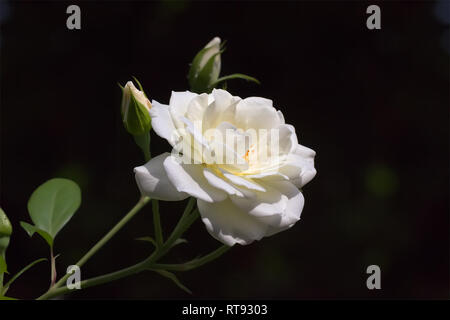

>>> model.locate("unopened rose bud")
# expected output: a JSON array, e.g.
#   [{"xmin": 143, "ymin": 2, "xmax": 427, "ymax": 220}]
[
  {"xmin": 121, "ymin": 80, "xmax": 152, "ymax": 136},
  {"xmin": 0, "ymin": 208, "xmax": 12, "ymax": 239},
  {"xmin": 188, "ymin": 37, "xmax": 222, "ymax": 93},
  {"xmin": 0, "ymin": 208, "xmax": 12, "ymax": 271}
]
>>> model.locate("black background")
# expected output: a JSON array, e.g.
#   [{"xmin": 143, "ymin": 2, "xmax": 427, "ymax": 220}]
[{"xmin": 1, "ymin": 1, "xmax": 449, "ymax": 299}]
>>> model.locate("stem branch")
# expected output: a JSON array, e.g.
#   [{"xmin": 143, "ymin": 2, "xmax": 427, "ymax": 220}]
[
  {"xmin": 152, "ymin": 199, "xmax": 163, "ymax": 246},
  {"xmin": 50, "ymin": 196, "xmax": 150, "ymax": 291}
]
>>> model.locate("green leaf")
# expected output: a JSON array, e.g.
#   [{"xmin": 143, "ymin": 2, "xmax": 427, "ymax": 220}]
[
  {"xmin": 1, "ymin": 258, "xmax": 46, "ymax": 295},
  {"xmin": 0, "ymin": 295, "xmax": 17, "ymax": 300},
  {"xmin": 25, "ymin": 178, "xmax": 81, "ymax": 247},
  {"xmin": 151, "ymin": 269, "xmax": 192, "ymax": 294},
  {"xmin": 20, "ymin": 222, "xmax": 54, "ymax": 247},
  {"xmin": 133, "ymin": 132, "xmax": 151, "ymax": 162},
  {"xmin": 209, "ymin": 73, "xmax": 260, "ymax": 89}
]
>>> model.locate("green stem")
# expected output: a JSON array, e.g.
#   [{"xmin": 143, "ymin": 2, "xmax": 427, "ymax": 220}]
[
  {"xmin": 38, "ymin": 259, "xmax": 150, "ymax": 300},
  {"xmin": 152, "ymin": 200, "xmax": 163, "ymax": 246},
  {"xmin": 38, "ymin": 244, "xmax": 230, "ymax": 300},
  {"xmin": 49, "ymin": 196, "xmax": 150, "ymax": 291},
  {"xmin": 152, "ymin": 245, "xmax": 230, "ymax": 272},
  {"xmin": 37, "ymin": 197, "xmax": 203, "ymax": 300},
  {"xmin": 153, "ymin": 206, "xmax": 198, "ymax": 261},
  {"xmin": 49, "ymin": 247, "xmax": 56, "ymax": 289}
]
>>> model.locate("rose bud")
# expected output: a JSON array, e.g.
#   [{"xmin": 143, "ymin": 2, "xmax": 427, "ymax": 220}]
[
  {"xmin": 120, "ymin": 80, "xmax": 152, "ymax": 136},
  {"xmin": 188, "ymin": 37, "xmax": 222, "ymax": 93}
]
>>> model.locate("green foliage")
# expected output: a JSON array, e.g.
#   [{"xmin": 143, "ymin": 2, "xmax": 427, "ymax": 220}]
[
  {"xmin": 20, "ymin": 222, "xmax": 54, "ymax": 247},
  {"xmin": 21, "ymin": 178, "xmax": 81, "ymax": 248}
]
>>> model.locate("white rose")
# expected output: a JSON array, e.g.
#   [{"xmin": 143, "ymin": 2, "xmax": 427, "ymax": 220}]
[{"xmin": 134, "ymin": 89, "xmax": 316, "ymax": 246}]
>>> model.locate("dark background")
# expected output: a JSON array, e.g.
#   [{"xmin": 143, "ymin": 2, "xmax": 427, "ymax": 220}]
[{"xmin": 0, "ymin": 1, "xmax": 448, "ymax": 299}]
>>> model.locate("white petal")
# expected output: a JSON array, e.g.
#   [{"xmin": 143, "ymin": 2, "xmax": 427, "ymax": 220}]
[
  {"xmin": 222, "ymin": 171, "xmax": 266, "ymax": 192},
  {"xmin": 203, "ymin": 168, "xmax": 244, "ymax": 197},
  {"xmin": 258, "ymin": 181, "xmax": 304, "ymax": 235},
  {"xmin": 180, "ymin": 116, "xmax": 211, "ymax": 153},
  {"xmin": 186, "ymin": 93, "xmax": 209, "ymax": 123},
  {"xmin": 230, "ymin": 181, "xmax": 303, "ymax": 232},
  {"xmin": 163, "ymin": 156, "xmax": 227, "ymax": 203},
  {"xmin": 234, "ymin": 97, "xmax": 281, "ymax": 130},
  {"xmin": 229, "ymin": 180, "xmax": 286, "ymax": 218},
  {"xmin": 134, "ymin": 153, "xmax": 188, "ymax": 201},
  {"xmin": 169, "ymin": 91, "xmax": 198, "ymax": 128},
  {"xmin": 279, "ymin": 144, "xmax": 317, "ymax": 188},
  {"xmin": 277, "ymin": 110, "xmax": 285, "ymax": 124},
  {"xmin": 149, "ymin": 100, "xmax": 178, "ymax": 146},
  {"xmin": 277, "ymin": 124, "xmax": 298, "ymax": 155},
  {"xmin": 203, "ymin": 89, "xmax": 240, "ymax": 131},
  {"xmin": 245, "ymin": 171, "xmax": 289, "ymax": 181},
  {"xmin": 197, "ymin": 198, "xmax": 269, "ymax": 246}
]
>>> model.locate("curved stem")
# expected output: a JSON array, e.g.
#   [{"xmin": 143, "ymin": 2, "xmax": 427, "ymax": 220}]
[
  {"xmin": 152, "ymin": 207, "xmax": 199, "ymax": 261},
  {"xmin": 38, "ymin": 244, "xmax": 230, "ymax": 300},
  {"xmin": 37, "ymin": 197, "xmax": 207, "ymax": 300},
  {"xmin": 152, "ymin": 199, "xmax": 163, "ymax": 246},
  {"xmin": 49, "ymin": 247, "xmax": 56, "ymax": 289},
  {"xmin": 50, "ymin": 196, "xmax": 150, "ymax": 291},
  {"xmin": 152, "ymin": 245, "xmax": 230, "ymax": 272},
  {"xmin": 37, "ymin": 259, "xmax": 150, "ymax": 300}
]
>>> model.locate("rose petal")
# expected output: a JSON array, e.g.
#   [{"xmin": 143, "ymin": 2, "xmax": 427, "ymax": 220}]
[
  {"xmin": 149, "ymin": 100, "xmax": 178, "ymax": 147},
  {"xmin": 257, "ymin": 181, "xmax": 304, "ymax": 235},
  {"xmin": 203, "ymin": 168, "xmax": 244, "ymax": 197},
  {"xmin": 234, "ymin": 97, "xmax": 281, "ymax": 130},
  {"xmin": 221, "ymin": 170, "xmax": 266, "ymax": 192},
  {"xmin": 169, "ymin": 91, "xmax": 198, "ymax": 129},
  {"xmin": 197, "ymin": 198, "xmax": 269, "ymax": 246},
  {"xmin": 203, "ymin": 89, "xmax": 240, "ymax": 131},
  {"xmin": 186, "ymin": 93, "xmax": 209, "ymax": 123},
  {"xmin": 279, "ymin": 144, "xmax": 317, "ymax": 188},
  {"xmin": 163, "ymin": 156, "xmax": 227, "ymax": 203},
  {"xmin": 134, "ymin": 153, "xmax": 189, "ymax": 201},
  {"xmin": 229, "ymin": 180, "xmax": 286, "ymax": 218},
  {"xmin": 230, "ymin": 181, "xmax": 303, "ymax": 228}
]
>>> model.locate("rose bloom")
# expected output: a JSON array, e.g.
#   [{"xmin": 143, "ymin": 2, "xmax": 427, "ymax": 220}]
[{"xmin": 134, "ymin": 89, "xmax": 316, "ymax": 246}]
